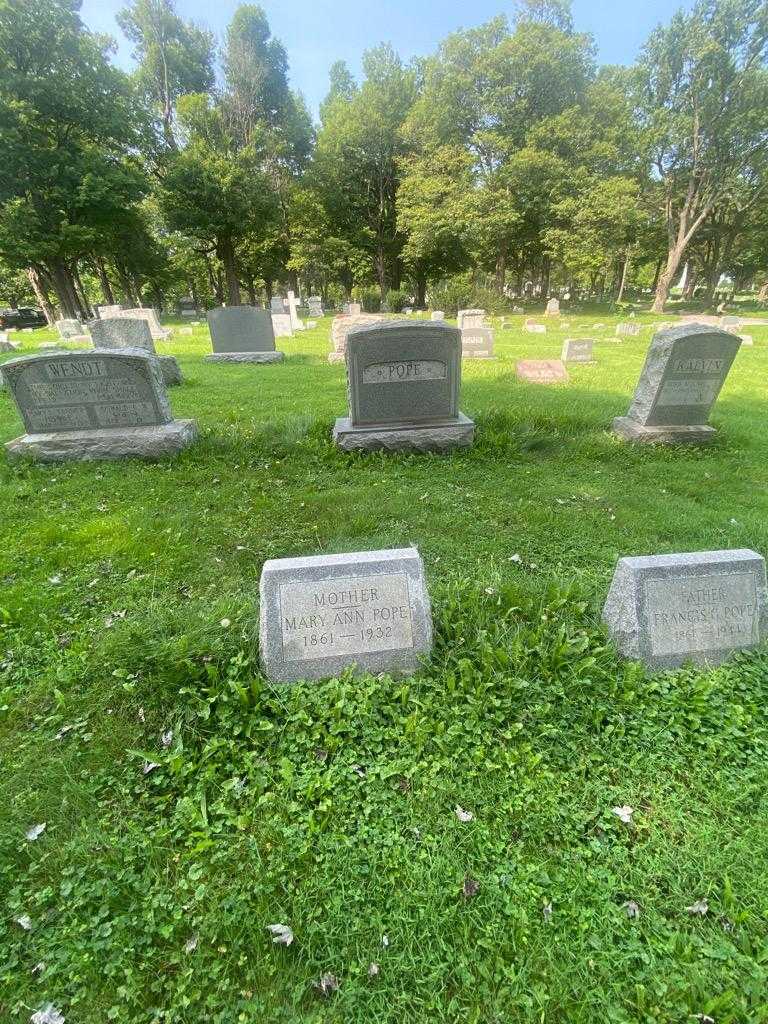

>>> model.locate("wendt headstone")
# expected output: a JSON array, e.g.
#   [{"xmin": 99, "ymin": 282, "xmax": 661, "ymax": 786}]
[
  {"xmin": 516, "ymin": 359, "xmax": 568, "ymax": 384},
  {"xmin": 461, "ymin": 326, "xmax": 494, "ymax": 359},
  {"xmin": 90, "ymin": 317, "xmax": 182, "ymax": 385},
  {"xmin": 259, "ymin": 547, "xmax": 432, "ymax": 683},
  {"xmin": 603, "ymin": 548, "xmax": 767, "ymax": 670},
  {"xmin": 206, "ymin": 306, "xmax": 285, "ymax": 363},
  {"xmin": 333, "ymin": 320, "xmax": 474, "ymax": 451},
  {"xmin": 3, "ymin": 350, "xmax": 197, "ymax": 462},
  {"xmin": 613, "ymin": 323, "xmax": 740, "ymax": 444},
  {"xmin": 561, "ymin": 338, "xmax": 595, "ymax": 364}
]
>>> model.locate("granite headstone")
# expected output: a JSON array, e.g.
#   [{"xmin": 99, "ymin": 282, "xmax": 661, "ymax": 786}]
[
  {"xmin": 516, "ymin": 360, "xmax": 569, "ymax": 384},
  {"xmin": 206, "ymin": 306, "xmax": 284, "ymax": 363},
  {"xmin": 561, "ymin": 338, "xmax": 595, "ymax": 364},
  {"xmin": 460, "ymin": 326, "xmax": 494, "ymax": 359},
  {"xmin": 90, "ymin": 317, "xmax": 182, "ymax": 385}
]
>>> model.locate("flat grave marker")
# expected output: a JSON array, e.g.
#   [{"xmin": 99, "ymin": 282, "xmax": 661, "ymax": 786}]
[
  {"xmin": 561, "ymin": 338, "xmax": 595, "ymax": 364},
  {"xmin": 259, "ymin": 547, "xmax": 432, "ymax": 683},
  {"xmin": 461, "ymin": 326, "xmax": 494, "ymax": 359},
  {"xmin": 603, "ymin": 548, "xmax": 767, "ymax": 670},
  {"xmin": 516, "ymin": 359, "xmax": 569, "ymax": 384}
]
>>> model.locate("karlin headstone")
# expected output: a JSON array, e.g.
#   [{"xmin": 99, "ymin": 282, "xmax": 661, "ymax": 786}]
[
  {"xmin": 3, "ymin": 350, "xmax": 197, "ymax": 462},
  {"xmin": 457, "ymin": 309, "xmax": 485, "ymax": 330},
  {"xmin": 545, "ymin": 298, "xmax": 560, "ymax": 317},
  {"xmin": 603, "ymin": 548, "xmax": 767, "ymax": 671},
  {"xmin": 613, "ymin": 323, "xmax": 740, "ymax": 444},
  {"xmin": 461, "ymin": 326, "xmax": 494, "ymax": 359},
  {"xmin": 259, "ymin": 547, "xmax": 432, "ymax": 683},
  {"xmin": 90, "ymin": 317, "xmax": 182, "ymax": 386},
  {"xmin": 328, "ymin": 313, "xmax": 387, "ymax": 364},
  {"xmin": 516, "ymin": 360, "xmax": 569, "ymax": 384},
  {"xmin": 561, "ymin": 338, "xmax": 595, "ymax": 364},
  {"xmin": 333, "ymin": 320, "xmax": 474, "ymax": 452},
  {"xmin": 205, "ymin": 306, "xmax": 285, "ymax": 363}
]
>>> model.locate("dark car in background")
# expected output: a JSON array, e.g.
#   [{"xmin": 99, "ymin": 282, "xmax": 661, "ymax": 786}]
[{"xmin": 0, "ymin": 307, "xmax": 47, "ymax": 330}]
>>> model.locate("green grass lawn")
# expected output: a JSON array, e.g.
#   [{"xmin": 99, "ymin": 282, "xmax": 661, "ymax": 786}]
[{"xmin": 2, "ymin": 312, "xmax": 768, "ymax": 1024}]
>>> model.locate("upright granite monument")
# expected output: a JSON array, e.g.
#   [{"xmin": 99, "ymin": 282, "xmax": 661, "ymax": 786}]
[
  {"xmin": 206, "ymin": 306, "xmax": 285, "ymax": 363},
  {"xmin": 259, "ymin": 546, "xmax": 432, "ymax": 683},
  {"xmin": 561, "ymin": 338, "xmax": 595, "ymax": 364},
  {"xmin": 308, "ymin": 296, "xmax": 323, "ymax": 318},
  {"xmin": 457, "ymin": 309, "xmax": 485, "ymax": 330},
  {"xmin": 545, "ymin": 298, "xmax": 560, "ymax": 316},
  {"xmin": 55, "ymin": 319, "xmax": 85, "ymax": 341},
  {"xmin": 613, "ymin": 323, "xmax": 741, "ymax": 444},
  {"xmin": 3, "ymin": 350, "xmax": 197, "ymax": 462},
  {"xmin": 328, "ymin": 313, "xmax": 387, "ymax": 363},
  {"xmin": 271, "ymin": 313, "xmax": 294, "ymax": 338},
  {"xmin": 90, "ymin": 317, "xmax": 182, "ymax": 386},
  {"xmin": 115, "ymin": 307, "xmax": 169, "ymax": 340},
  {"xmin": 603, "ymin": 548, "xmax": 767, "ymax": 670},
  {"xmin": 333, "ymin": 320, "xmax": 474, "ymax": 452},
  {"xmin": 461, "ymin": 326, "xmax": 494, "ymax": 359}
]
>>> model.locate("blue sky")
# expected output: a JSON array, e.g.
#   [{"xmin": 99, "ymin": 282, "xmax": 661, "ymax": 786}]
[{"xmin": 80, "ymin": 0, "xmax": 694, "ymax": 119}]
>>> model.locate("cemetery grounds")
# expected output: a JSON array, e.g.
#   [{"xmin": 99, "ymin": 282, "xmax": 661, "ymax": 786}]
[{"xmin": 2, "ymin": 312, "xmax": 768, "ymax": 1023}]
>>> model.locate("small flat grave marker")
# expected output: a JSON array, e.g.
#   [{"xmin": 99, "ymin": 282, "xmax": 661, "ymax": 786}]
[
  {"xmin": 516, "ymin": 359, "xmax": 569, "ymax": 384},
  {"xmin": 260, "ymin": 547, "xmax": 432, "ymax": 683},
  {"xmin": 461, "ymin": 326, "xmax": 494, "ymax": 359},
  {"xmin": 3, "ymin": 350, "xmax": 196, "ymax": 462},
  {"xmin": 561, "ymin": 338, "xmax": 595, "ymax": 364},
  {"xmin": 523, "ymin": 321, "xmax": 546, "ymax": 334},
  {"xmin": 431, "ymin": 311, "xmax": 445, "ymax": 321},
  {"xmin": 613, "ymin": 323, "xmax": 740, "ymax": 444},
  {"xmin": 333, "ymin": 320, "xmax": 474, "ymax": 451},
  {"xmin": 206, "ymin": 306, "xmax": 285, "ymax": 362},
  {"xmin": 603, "ymin": 548, "xmax": 767, "ymax": 670},
  {"xmin": 616, "ymin": 323, "xmax": 641, "ymax": 337}
]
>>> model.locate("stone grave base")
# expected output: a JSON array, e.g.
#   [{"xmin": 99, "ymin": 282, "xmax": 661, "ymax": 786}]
[
  {"xmin": 612, "ymin": 416, "xmax": 716, "ymax": 445},
  {"xmin": 6, "ymin": 420, "xmax": 198, "ymax": 463},
  {"xmin": 333, "ymin": 413, "xmax": 475, "ymax": 453},
  {"xmin": 204, "ymin": 351, "xmax": 285, "ymax": 364}
]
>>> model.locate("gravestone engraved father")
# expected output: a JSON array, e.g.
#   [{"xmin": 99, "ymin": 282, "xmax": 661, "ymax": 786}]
[
  {"xmin": 205, "ymin": 306, "xmax": 285, "ymax": 363},
  {"xmin": 333, "ymin": 320, "xmax": 474, "ymax": 452},
  {"xmin": 603, "ymin": 548, "xmax": 767, "ymax": 670},
  {"xmin": 260, "ymin": 547, "xmax": 432, "ymax": 682},
  {"xmin": 613, "ymin": 323, "xmax": 740, "ymax": 444},
  {"xmin": 90, "ymin": 317, "xmax": 182, "ymax": 385},
  {"xmin": 3, "ymin": 350, "xmax": 197, "ymax": 462}
]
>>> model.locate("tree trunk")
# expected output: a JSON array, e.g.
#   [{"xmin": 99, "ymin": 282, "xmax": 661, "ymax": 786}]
[
  {"xmin": 217, "ymin": 235, "xmax": 241, "ymax": 305},
  {"xmin": 264, "ymin": 278, "xmax": 273, "ymax": 301},
  {"xmin": 616, "ymin": 249, "xmax": 631, "ymax": 304},
  {"xmin": 376, "ymin": 245, "xmax": 387, "ymax": 299},
  {"xmin": 415, "ymin": 271, "xmax": 427, "ymax": 309},
  {"xmin": 114, "ymin": 261, "xmax": 138, "ymax": 306},
  {"xmin": 758, "ymin": 281, "xmax": 768, "ymax": 304},
  {"xmin": 682, "ymin": 263, "xmax": 698, "ymax": 301},
  {"xmin": 93, "ymin": 257, "xmax": 115, "ymax": 304},
  {"xmin": 72, "ymin": 263, "xmax": 92, "ymax": 319},
  {"xmin": 540, "ymin": 256, "xmax": 550, "ymax": 302},
  {"xmin": 47, "ymin": 258, "xmax": 79, "ymax": 318},
  {"xmin": 246, "ymin": 277, "xmax": 256, "ymax": 305},
  {"xmin": 27, "ymin": 266, "xmax": 56, "ymax": 324},
  {"xmin": 189, "ymin": 279, "xmax": 200, "ymax": 310},
  {"xmin": 650, "ymin": 257, "xmax": 663, "ymax": 294},
  {"xmin": 495, "ymin": 247, "xmax": 507, "ymax": 293},
  {"xmin": 651, "ymin": 244, "xmax": 686, "ymax": 313}
]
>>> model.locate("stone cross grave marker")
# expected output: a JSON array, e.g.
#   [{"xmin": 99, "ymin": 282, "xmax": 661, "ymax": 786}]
[
  {"xmin": 206, "ymin": 306, "xmax": 285, "ymax": 362},
  {"xmin": 333, "ymin": 320, "xmax": 474, "ymax": 451},
  {"xmin": 3, "ymin": 350, "xmax": 197, "ymax": 462},
  {"xmin": 561, "ymin": 338, "xmax": 595, "ymax": 364},
  {"xmin": 259, "ymin": 547, "xmax": 432, "ymax": 683},
  {"xmin": 461, "ymin": 326, "xmax": 494, "ymax": 359},
  {"xmin": 516, "ymin": 359, "xmax": 569, "ymax": 384},
  {"xmin": 90, "ymin": 317, "xmax": 182, "ymax": 385},
  {"xmin": 603, "ymin": 548, "xmax": 767, "ymax": 670},
  {"xmin": 287, "ymin": 290, "xmax": 305, "ymax": 331},
  {"xmin": 613, "ymin": 323, "xmax": 740, "ymax": 444}
]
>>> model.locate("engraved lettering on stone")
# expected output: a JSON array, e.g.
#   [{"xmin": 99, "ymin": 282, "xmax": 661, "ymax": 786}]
[
  {"xmin": 45, "ymin": 360, "xmax": 108, "ymax": 380},
  {"xmin": 362, "ymin": 360, "xmax": 446, "ymax": 384},
  {"xmin": 646, "ymin": 573, "xmax": 759, "ymax": 657},
  {"xmin": 28, "ymin": 379, "xmax": 144, "ymax": 405},
  {"xmin": 657, "ymin": 380, "xmax": 721, "ymax": 407},
  {"xmin": 27, "ymin": 407, "xmax": 92, "ymax": 431},
  {"xmin": 279, "ymin": 572, "xmax": 414, "ymax": 662}
]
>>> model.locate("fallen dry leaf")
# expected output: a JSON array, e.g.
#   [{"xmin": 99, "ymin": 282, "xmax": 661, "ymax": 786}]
[
  {"xmin": 184, "ymin": 935, "xmax": 198, "ymax": 954},
  {"xmin": 622, "ymin": 900, "xmax": 641, "ymax": 919},
  {"xmin": 542, "ymin": 902, "xmax": 553, "ymax": 923},
  {"xmin": 142, "ymin": 762, "xmax": 160, "ymax": 776},
  {"xmin": 368, "ymin": 962, "xmax": 380, "ymax": 977},
  {"xmin": 31, "ymin": 1006, "xmax": 65, "ymax": 1024},
  {"xmin": 161, "ymin": 729, "xmax": 173, "ymax": 749},
  {"xmin": 462, "ymin": 876, "xmax": 480, "ymax": 899},
  {"xmin": 15, "ymin": 914, "xmax": 32, "ymax": 931}
]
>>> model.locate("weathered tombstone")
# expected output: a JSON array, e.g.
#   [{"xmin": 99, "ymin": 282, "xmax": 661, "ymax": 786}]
[
  {"xmin": 616, "ymin": 323, "xmax": 641, "ymax": 337},
  {"xmin": 720, "ymin": 315, "xmax": 742, "ymax": 332},
  {"xmin": 333, "ymin": 320, "xmax": 474, "ymax": 452},
  {"xmin": 306, "ymin": 320, "xmax": 317, "ymax": 329},
  {"xmin": 271, "ymin": 313, "xmax": 294, "ymax": 339},
  {"xmin": 403, "ymin": 306, "xmax": 413, "ymax": 315},
  {"xmin": 431, "ymin": 311, "xmax": 445, "ymax": 321},
  {"xmin": 179, "ymin": 326, "xmax": 193, "ymax": 336},
  {"xmin": 259, "ymin": 546, "xmax": 433, "ymax": 682},
  {"xmin": 461, "ymin": 326, "xmax": 494, "ymax": 359},
  {"xmin": 516, "ymin": 359, "xmax": 569, "ymax": 384},
  {"xmin": 561, "ymin": 338, "xmax": 595, "ymax": 364},
  {"xmin": 523, "ymin": 321, "xmax": 547, "ymax": 334},
  {"xmin": 545, "ymin": 298, "xmax": 560, "ymax": 317},
  {"xmin": 287, "ymin": 290, "xmax": 305, "ymax": 332},
  {"xmin": 3, "ymin": 350, "xmax": 197, "ymax": 462},
  {"xmin": 328, "ymin": 313, "xmax": 387, "ymax": 363},
  {"xmin": 270, "ymin": 296, "xmax": 285, "ymax": 314},
  {"xmin": 612, "ymin": 323, "xmax": 740, "ymax": 444},
  {"xmin": 347, "ymin": 302, "xmax": 362, "ymax": 316},
  {"xmin": 512, "ymin": 305, "xmax": 525, "ymax": 313},
  {"xmin": 115, "ymin": 307, "xmax": 169, "ymax": 340},
  {"xmin": 457, "ymin": 309, "xmax": 485, "ymax": 330},
  {"xmin": 90, "ymin": 317, "xmax": 182, "ymax": 386},
  {"xmin": 96, "ymin": 304, "xmax": 123, "ymax": 318},
  {"xmin": 0, "ymin": 333, "xmax": 19, "ymax": 353},
  {"xmin": 56, "ymin": 319, "xmax": 83, "ymax": 340},
  {"xmin": 308, "ymin": 295, "xmax": 324, "ymax": 318},
  {"xmin": 205, "ymin": 306, "xmax": 285, "ymax": 363},
  {"xmin": 178, "ymin": 296, "xmax": 197, "ymax": 318},
  {"xmin": 739, "ymin": 333, "xmax": 754, "ymax": 346},
  {"xmin": 603, "ymin": 548, "xmax": 767, "ymax": 670}
]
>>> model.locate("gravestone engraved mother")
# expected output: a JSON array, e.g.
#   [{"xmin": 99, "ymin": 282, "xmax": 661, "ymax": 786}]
[
  {"xmin": 333, "ymin": 320, "xmax": 474, "ymax": 451},
  {"xmin": 613, "ymin": 323, "xmax": 741, "ymax": 444},
  {"xmin": 260, "ymin": 547, "xmax": 432, "ymax": 682},
  {"xmin": 205, "ymin": 306, "xmax": 285, "ymax": 363},
  {"xmin": 3, "ymin": 350, "xmax": 197, "ymax": 462}
]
